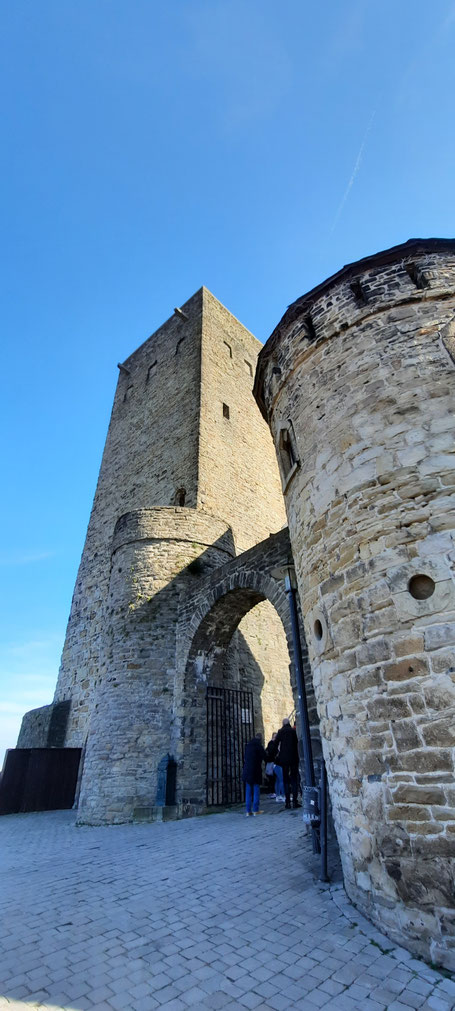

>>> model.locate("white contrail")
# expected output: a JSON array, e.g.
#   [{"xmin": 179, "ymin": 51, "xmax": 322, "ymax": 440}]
[{"xmin": 330, "ymin": 109, "xmax": 376, "ymax": 234}]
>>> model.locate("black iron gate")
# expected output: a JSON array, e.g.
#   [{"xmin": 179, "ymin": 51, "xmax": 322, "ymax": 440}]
[{"xmin": 206, "ymin": 686, "xmax": 255, "ymax": 806}]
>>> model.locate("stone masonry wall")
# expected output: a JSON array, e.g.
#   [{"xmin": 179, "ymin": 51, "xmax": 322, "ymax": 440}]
[
  {"xmin": 43, "ymin": 287, "xmax": 288, "ymax": 751},
  {"xmin": 255, "ymin": 240, "xmax": 455, "ymax": 969},
  {"xmin": 77, "ymin": 509, "xmax": 235, "ymax": 824},
  {"xmin": 235, "ymin": 604, "xmax": 295, "ymax": 743},
  {"xmin": 17, "ymin": 705, "xmax": 53, "ymax": 749},
  {"xmin": 198, "ymin": 288, "xmax": 286, "ymax": 552},
  {"xmin": 53, "ymin": 291, "xmax": 204, "ymax": 745}
]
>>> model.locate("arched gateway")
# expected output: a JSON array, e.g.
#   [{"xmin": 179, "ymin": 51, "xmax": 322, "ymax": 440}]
[{"xmin": 175, "ymin": 526, "xmax": 315, "ymax": 812}]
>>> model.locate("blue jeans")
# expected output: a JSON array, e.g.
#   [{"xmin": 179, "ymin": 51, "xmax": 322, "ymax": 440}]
[
  {"xmin": 274, "ymin": 764, "xmax": 284, "ymax": 797},
  {"xmin": 245, "ymin": 782, "xmax": 260, "ymax": 813}
]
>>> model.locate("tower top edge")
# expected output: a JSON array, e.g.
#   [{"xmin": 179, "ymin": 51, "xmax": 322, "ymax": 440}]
[
  {"xmin": 253, "ymin": 237, "xmax": 455, "ymax": 419},
  {"xmin": 272, "ymin": 237, "xmax": 455, "ymax": 336},
  {"xmin": 120, "ymin": 287, "xmax": 259, "ymax": 368}
]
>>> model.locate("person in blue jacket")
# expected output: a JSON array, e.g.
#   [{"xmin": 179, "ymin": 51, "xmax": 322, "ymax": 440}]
[{"xmin": 242, "ymin": 733, "xmax": 267, "ymax": 817}]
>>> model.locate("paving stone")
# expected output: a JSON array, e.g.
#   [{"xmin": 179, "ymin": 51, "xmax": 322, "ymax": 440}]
[
  {"xmin": 387, "ymin": 1003, "xmax": 421, "ymax": 1011},
  {"xmin": 399, "ymin": 990, "xmax": 427, "ymax": 1008},
  {"xmin": 264, "ymin": 994, "xmax": 291, "ymax": 1011},
  {"xmin": 425, "ymin": 996, "xmax": 453, "ymax": 1010},
  {"xmin": 202, "ymin": 993, "xmax": 234, "ymax": 1009},
  {"xmin": 318, "ymin": 977, "xmax": 346, "ymax": 996},
  {"xmin": 236, "ymin": 994, "xmax": 265, "ymax": 1009},
  {"xmin": 409, "ymin": 979, "xmax": 438, "ymax": 997},
  {"xmin": 304, "ymin": 989, "xmax": 331, "ymax": 1007},
  {"xmin": 252, "ymin": 980, "xmax": 279, "ymax": 999},
  {"xmin": 437, "ymin": 980, "xmax": 455, "ymax": 997},
  {"xmin": 0, "ymin": 809, "xmax": 453, "ymax": 1011}
]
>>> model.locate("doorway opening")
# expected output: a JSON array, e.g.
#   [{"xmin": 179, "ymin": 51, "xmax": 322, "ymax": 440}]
[
  {"xmin": 180, "ymin": 585, "xmax": 303, "ymax": 810},
  {"xmin": 206, "ymin": 685, "xmax": 254, "ymax": 806}
]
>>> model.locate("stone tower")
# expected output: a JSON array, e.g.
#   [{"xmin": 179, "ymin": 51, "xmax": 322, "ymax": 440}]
[
  {"xmin": 18, "ymin": 287, "xmax": 294, "ymax": 820},
  {"xmin": 254, "ymin": 238, "xmax": 455, "ymax": 970}
]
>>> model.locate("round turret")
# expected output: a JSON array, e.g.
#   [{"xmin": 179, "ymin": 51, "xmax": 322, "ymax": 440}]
[{"xmin": 255, "ymin": 238, "xmax": 455, "ymax": 970}]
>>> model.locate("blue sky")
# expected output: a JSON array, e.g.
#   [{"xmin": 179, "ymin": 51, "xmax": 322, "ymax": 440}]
[{"xmin": 1, "ymin": 0, "xmax": 454, "ymax": 762}]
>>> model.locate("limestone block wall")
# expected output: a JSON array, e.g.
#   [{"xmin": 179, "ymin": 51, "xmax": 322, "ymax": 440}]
[
  {"xmin": 43, "ymin": 286, "xmax": 287, "ymax": 750},
  {"xmin": 17, "ymin": 700, "xmax": 71, "ymax": 748},
  {"xmin": 53, "ymin": 291, "xmax": 204, "ymax": 745},
  {"xmin": 77, "ymin": 509, "xmax": 236, "ymax": 824},
  {"xmin": 235, "ymin": 604, "xmax": 295, "ymax": 742},
  {"xmin": 17, "ymin": 705, "xmax": 53, "ymax": 748},
  {"xmin": 255, "ymin": 239, "xmax": 455, "ymax": 969},
  {"xmin": 198, "ymin": 288, "xmax": 286, "ymax": 552}
]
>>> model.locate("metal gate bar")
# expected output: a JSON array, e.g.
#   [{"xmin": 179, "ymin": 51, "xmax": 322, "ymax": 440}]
[{"xmin": 206, "ymin": 686, "xmax": 254, "ymax": 806}]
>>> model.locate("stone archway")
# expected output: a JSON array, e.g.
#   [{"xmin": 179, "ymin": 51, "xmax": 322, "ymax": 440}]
[{"xmin": 174, "ymin": 529, "xmax": 316, "ymax": 812}]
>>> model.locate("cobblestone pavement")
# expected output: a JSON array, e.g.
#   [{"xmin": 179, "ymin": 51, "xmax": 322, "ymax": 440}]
[{"xmin": 0, "ymin": 803, "xmax": 454, "ymax": 1011}]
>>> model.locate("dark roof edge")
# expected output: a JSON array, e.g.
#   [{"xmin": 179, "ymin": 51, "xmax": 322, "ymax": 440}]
[{"xmin": 253, "ymin": 237, "xmax": 455, "ymax": 418}]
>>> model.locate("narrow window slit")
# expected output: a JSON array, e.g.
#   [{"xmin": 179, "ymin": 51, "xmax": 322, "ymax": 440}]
[
  {"xmin": 350, "ymin": 279, "xmax": 368, "ymax": 305},
  {"xmin": 222, "ymin": 403, "xmax": 230, "ymax": 420},
  {"xmin": 305, "ymin": 314, "xmax": 317, "ymax": 341},
  {"xmin": 405, "ymin": 262, "xmax": 430, "ymax": 290},
  {"xmin": 278, "ymin": 422, "xmax": 299, "ymax": 480}
]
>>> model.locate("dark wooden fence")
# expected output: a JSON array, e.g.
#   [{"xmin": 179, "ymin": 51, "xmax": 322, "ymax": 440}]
[{"xmin": 0, "ymin": 748, "xmax": 81, "ymax": 815}]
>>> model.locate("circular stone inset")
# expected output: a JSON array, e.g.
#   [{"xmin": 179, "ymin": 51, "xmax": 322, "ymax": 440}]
[
  {"xmin": 408, "ymin": 574, "xmax": 436, "ymax": 600},
  {"xmin": 314, "ymin": 618, "xmax": 323, "ymax": 641}
]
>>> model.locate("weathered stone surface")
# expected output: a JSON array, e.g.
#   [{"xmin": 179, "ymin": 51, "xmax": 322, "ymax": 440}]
[
  {"xmin": 392, "ymin": 784, "xmax": 446, "ymax": 805},
  {"xmin": 15, "ymin": 242, "xmax": 455, "ymax": 971},
  {"xmin": 20, "ymin": 289, "xmax": 289, "ymax": 752},
  {"xmin": 255, "ymin": 238, "xmax": 455, "ymax": 969},
  {"xmin": 383, "ymin": 656, "xmax": 429, "ymax": 681},
  {"xmin": 421, "ymin": 718, "xmax": 455, "ymax": 747}
]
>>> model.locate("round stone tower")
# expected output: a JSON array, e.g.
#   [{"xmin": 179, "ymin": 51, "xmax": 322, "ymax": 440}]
[
  {"xmin": 77, "ymin": 508, "xmax": 235, "ymax": 825},
  {"xmin": 254, "ymin": 238, "xmax": 455, "ymax": 969}
]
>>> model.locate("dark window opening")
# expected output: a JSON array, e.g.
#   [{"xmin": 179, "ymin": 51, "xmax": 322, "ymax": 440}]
[
  {"xmin": 223, "ymin": 403, "xmax": 230, "ymax": 419},
  {"xmin": 405, "ymin": 262, "xmax": 430, "ymax": 290},
  {"xmin": 350, "ymin": 278, "xmax": 368, "ymax": 305},
  {"xmin": 304, "ymin": 314, "xmax": 317, "ymax": 342},
  {"xmin": 174, "ymin": 488, "xmax": 186, "ymax": 507},
  {"xmin": 223, "ymin": 341, "xmax": 232, "ymax": 357},
  {"xmin": 279, "ymin": 424, "xmax": 298, "ymax": 479}
]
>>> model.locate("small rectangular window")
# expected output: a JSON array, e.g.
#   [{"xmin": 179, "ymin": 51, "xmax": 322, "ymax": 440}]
[
  {"xmin": 222, "ymin": 403, "xmax": 230, "ymax": 419},
  {"xmin": 223, "ymin": 341, "xmax": 232, "ymax": 357},
  {"xmin": 244, "ymin": 360, "xmax": 253, "ymax": 376},
  {"xmin": 278, "ymin": 423, "xmax": 299, "ymax": 481}
]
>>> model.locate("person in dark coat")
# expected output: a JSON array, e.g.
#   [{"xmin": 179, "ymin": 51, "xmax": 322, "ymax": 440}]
[
  {"xmin": 265, "ymin": 732, "xmax": 278, "ymax": 795},
  {"xmin": 266, "ymin": 731, "xmax": 285, "ymax": 801},
  {"xmin": 274, "ymin": 718, "xmax": 300, "ymax": 809},
  {"xmin": 242, "ymin": 733, "xmax": 267, "ymax": 816}
]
